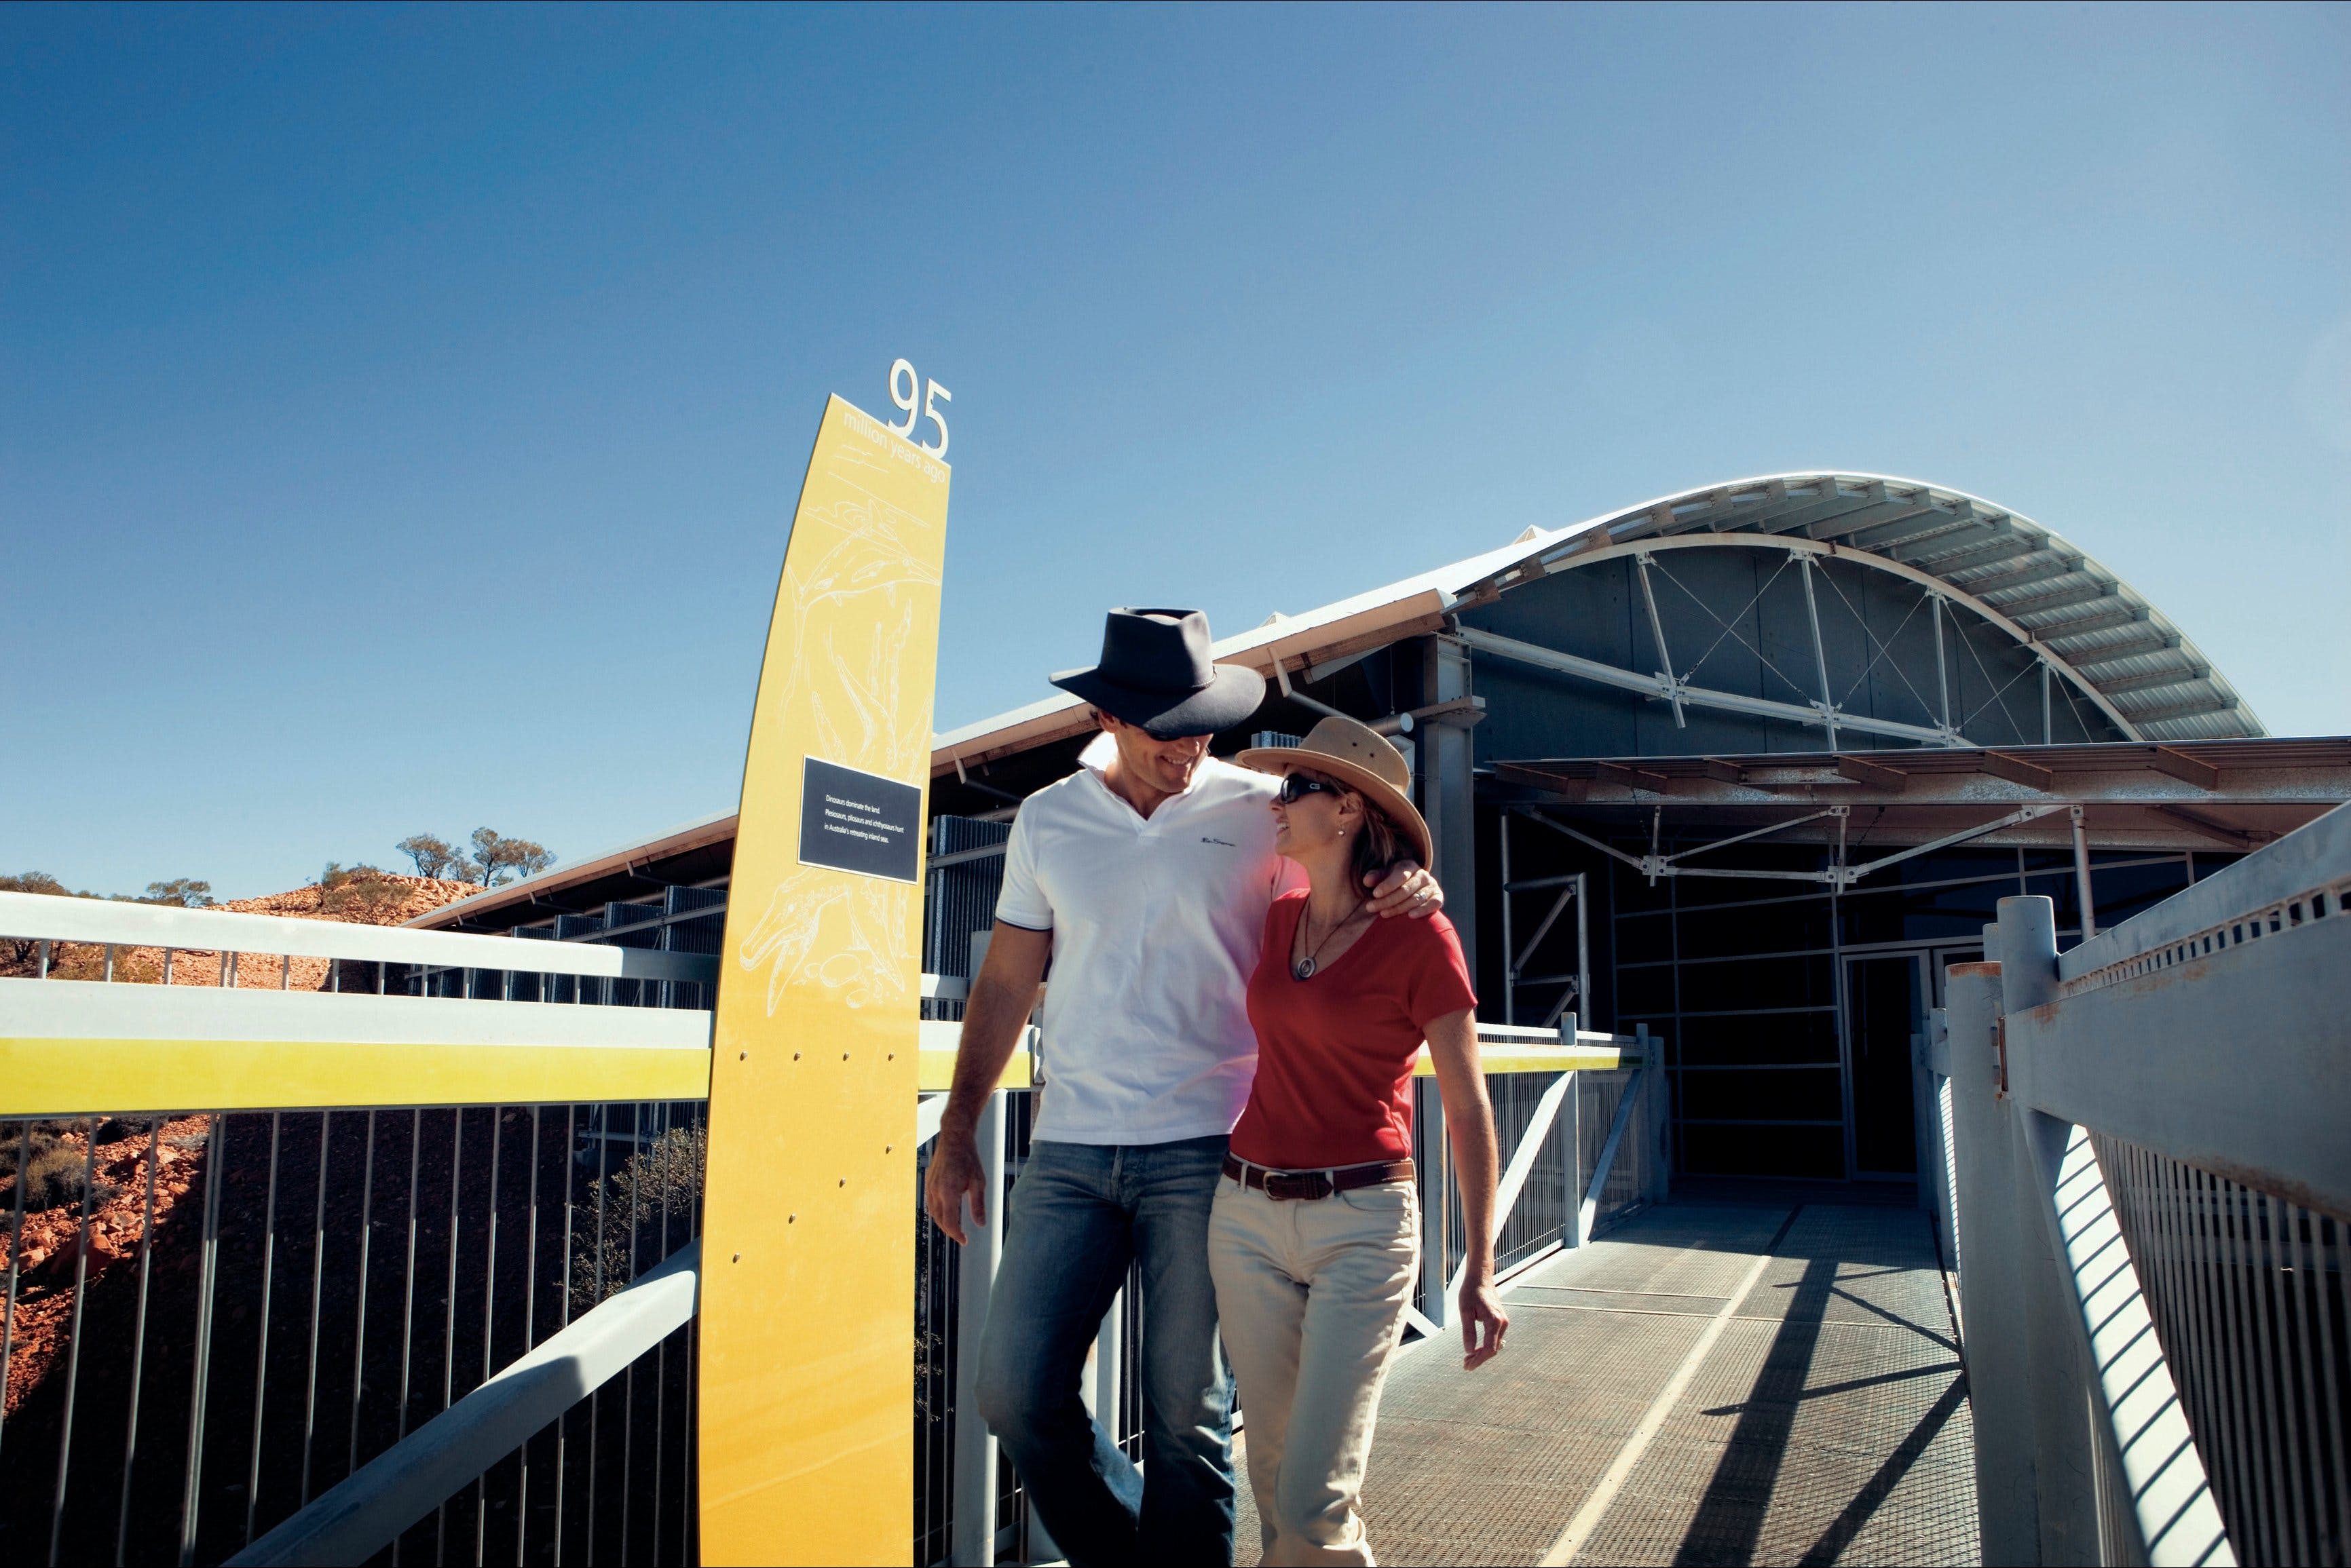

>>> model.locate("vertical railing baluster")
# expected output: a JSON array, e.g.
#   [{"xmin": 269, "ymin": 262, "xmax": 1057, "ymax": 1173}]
[
  {"xmin": 619, "ymin": 1102, "xmax": 644, "ymax": 1566},
  {"xmin": 2239, "ymin": 1179, "xmax": 2293, "ymax": 1563},
  {"xmin": 516, "ymin": 1105, "xmax": 542, "ymax": 1568},
  {"xmin": 0, "ymin": 1122, "xmax": 31, "ymax": 1470},
  {"xmin": 394, "ymin": 1109, "xmax": 423, "ymax": 1568},
  {"xmin": 438, "ymin": 1107, "xmax": 466, "ymax": 1565},
  {"xmin": 2202, "ymin": 1166, "xmax": 2254, "ymax": 1556},
  {"xmin": 345, "ymin": 1111, "xmax": 378, "ymax": 1487},
  {"xmin": 552, "ymin": 1103, "xmax": 578, "ymax": 1568},
  {"xmin": 242, "ymin": 1112, "xmax": 284, "ymax": 1546},
  {"xmin": 301, "ymin": 1113, "xmax": 331, "ymax": 1505},
  {"xmin": 178, "ymin": 1113, "xmax": 228, "ymax": 1568},
  {"xmin": 679, "ymin": 1105, "xmax": 701, "ymax": 1568},
  {"xmin": 47, "ymin": 1117, "xmax": 103, "ymax": 1566},
  {"xmin": 114, "ymin": 1115, "xmax": 164, "ymax": 1567},
  {"xmin": 2262, "ymin": 1191, "xmax": 2314, "ymax": 1565},
  {"xmin": 2180, "ymin": 1164, "xmax": 2223, "ymax": 1538},
  {"xmin": 2322, "ymin": 1214, "xmax": 2351, "ymax": 1549},
  {"xmin": 2280, "ymin": 1196, "xmax": 2333, "ymax": 1565},
  {"xmin": 586, "ymin": 1105, "xmax": 611, "ymax": 1568},
  {"xmin": 650, "ymin": 1107, "xmax": 671, "ymax": 1561},
  {"xmin": 476, "ymin": 1107, "xmax": 504, "ymax": 1568}
]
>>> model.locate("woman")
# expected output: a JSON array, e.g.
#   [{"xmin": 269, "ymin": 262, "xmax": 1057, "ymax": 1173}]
[{"xmin": 1209, "ymin": 715, "xmax": 1508, "ymax": 1567}]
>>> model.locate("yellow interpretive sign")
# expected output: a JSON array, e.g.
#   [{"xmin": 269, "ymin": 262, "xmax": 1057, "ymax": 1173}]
[{"xmin": 698, "ymin": 395, "xmax": 949, "ymax": 1565}]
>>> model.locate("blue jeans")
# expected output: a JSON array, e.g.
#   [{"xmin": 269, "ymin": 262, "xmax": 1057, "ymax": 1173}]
[{"xmin": 973, "ymin": 1135, "xmax": 1237, "ymax": 1567}]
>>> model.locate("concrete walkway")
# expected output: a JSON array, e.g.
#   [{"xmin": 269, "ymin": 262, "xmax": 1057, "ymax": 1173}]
[{"xmin": 1233, "ymin": 1196, "xmax": 1978, "ymax": 1567}]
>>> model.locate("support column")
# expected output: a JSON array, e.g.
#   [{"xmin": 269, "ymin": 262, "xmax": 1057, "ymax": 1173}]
[
  {"xmin": 2069, "ymin": 807, "xmax": 2097, "ymax": 942},
  {"xmin": 1946, "ymin": 956, "xmax": 2040, "ymax": 1565},
  {"xmin": 1416, "ymin": 634, "xmax": 1475, "ymax": 1325},
  {"xmin": 1997, "ymin": 896, "xmax": 2099, "ymax": 1567}
]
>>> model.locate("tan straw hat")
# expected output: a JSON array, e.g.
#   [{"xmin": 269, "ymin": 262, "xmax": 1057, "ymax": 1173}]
[{"xmin": 1235, "ymin": 714, "xmax": 1432, "ymax": 867}]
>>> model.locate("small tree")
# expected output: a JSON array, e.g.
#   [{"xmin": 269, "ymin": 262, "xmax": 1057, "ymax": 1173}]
[
  {"xmin": 1, "ymin": 872, "xmax": 70, "ymax": 898},
  {"xmin": 322, "ymin": 864, "xmax": 408, "ymax": 922},
  {"xmin": 396, "ymin": 834, "xmax": 459, "ymax": 879},
  {"xmin": 143, "ymin": 879, "xmax": 214, "ymax": 907},
  {"xmin": 466, "ymin": 828, "xmax": 554, "ymax": 887}
]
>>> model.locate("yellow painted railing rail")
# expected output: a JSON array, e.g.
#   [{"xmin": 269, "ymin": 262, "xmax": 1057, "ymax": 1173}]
[{"xmin": 0, "ymin": 977, "xmax": 713, "ymax": 1115}]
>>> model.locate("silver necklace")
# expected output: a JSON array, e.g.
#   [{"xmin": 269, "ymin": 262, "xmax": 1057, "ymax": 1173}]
[{"xmin": 1292, "ymin": 898, "xmax": 1367, "ymax": 980}]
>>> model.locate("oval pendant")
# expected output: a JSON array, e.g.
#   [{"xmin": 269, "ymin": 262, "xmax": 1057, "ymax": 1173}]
[{"xmin": 1292, "ymin": 957, "xmax": 1317, "ymax": 981}]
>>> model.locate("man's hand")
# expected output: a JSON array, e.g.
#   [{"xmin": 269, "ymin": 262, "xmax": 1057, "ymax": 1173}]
[
  {"xmin": 1365, "ymin": 859, "xmax": 1443, "ymax": 919},
  {"xmin": 923, "ymin": 1125, "xmax": 987, "ymax": 1246},
  {"xmin": 1459, "ymin": 1277, "xmax": 1509, "ymax": 1371}
]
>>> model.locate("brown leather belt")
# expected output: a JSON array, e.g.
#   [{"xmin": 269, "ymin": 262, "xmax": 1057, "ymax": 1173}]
[{"xmin": 1222, "ymin": 1153, "xmax": 1415, "ymax": 1202}]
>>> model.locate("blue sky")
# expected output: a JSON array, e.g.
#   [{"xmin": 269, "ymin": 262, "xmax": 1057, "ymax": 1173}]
[{"xmin": 5, "ymin": 3, "xmax": 2347, "ymax": 899}]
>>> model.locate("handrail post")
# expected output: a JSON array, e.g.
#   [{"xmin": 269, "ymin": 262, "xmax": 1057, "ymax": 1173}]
[
  {"xmin": 1948, "ymin": 955, "xmax": 2042, "ymax": 1563},
  {"xmin": 950, "ymin": 1089, "xmax": 1006, "ymax": 1567},
  {"xmin": 1994, "ymin": 895, "xmax": 2100, "ymax": 1566}
]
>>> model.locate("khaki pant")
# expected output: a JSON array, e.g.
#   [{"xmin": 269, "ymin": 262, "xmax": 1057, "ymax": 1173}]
[{"xmin": 1207, "ymin": 1175, "xmax": 1421, "ymax": 1567}]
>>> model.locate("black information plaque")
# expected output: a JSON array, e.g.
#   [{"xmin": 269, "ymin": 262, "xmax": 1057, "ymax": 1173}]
[{"xmin": 797, "ymin": 757, "xmax": 923, "ymax": 884}]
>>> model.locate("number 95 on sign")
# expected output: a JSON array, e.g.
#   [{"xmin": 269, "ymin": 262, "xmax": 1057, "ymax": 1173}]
[{"xmin": 887, "ymin": 360, "xmax": 951, "ymax": 457}]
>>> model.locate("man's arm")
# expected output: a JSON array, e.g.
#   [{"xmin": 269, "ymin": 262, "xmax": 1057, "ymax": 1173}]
[
  {"xmin": 922, "ymin": 920, "xmax": 1052, "ymax": 1244},
  {"xmin": 1363, "ymin": 859, "xmax": 1443, "ymax": 919}
]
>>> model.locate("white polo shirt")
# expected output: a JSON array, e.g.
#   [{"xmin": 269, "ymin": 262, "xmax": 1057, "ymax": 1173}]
[{"xmin": 994, "ymin": 744, "xmax": 1304, "ymax": 1145}]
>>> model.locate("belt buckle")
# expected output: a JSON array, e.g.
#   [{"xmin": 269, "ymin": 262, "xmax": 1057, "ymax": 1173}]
[{"xmin": 1265, "ymin": 1170, "xmax": 1332, "ymax": 1202}]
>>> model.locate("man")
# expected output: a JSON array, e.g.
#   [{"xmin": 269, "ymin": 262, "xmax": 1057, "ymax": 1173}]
[{"xmin": 923, "ymin": 607, "xmax": 1440, "ymax": 1567}]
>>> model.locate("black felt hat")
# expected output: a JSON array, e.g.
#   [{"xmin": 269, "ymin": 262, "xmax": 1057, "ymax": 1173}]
[{"xmin": 1050, "ymin": 608, "xmax": 1267, "ymax": 739}]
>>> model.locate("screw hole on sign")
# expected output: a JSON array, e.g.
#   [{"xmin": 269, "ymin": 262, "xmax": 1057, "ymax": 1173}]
[{"xmin": 732, "ymin": 1253, "xmax": 741, "ymax": 1263}]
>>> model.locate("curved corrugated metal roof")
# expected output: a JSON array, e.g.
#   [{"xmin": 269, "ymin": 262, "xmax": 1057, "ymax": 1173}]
[
  {"xmin": 933, "ymin": 471, "xmax": 2260, "ymax": 765},
  {"xmin": 1497, "ymin": 473, "xmax": 2260, "ymax": 742}
]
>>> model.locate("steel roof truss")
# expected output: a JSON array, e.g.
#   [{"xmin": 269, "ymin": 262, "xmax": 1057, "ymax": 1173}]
[
  {"xmin": 1958, "ymin": 550, "xmax": 2085, "ymax": 597},
  {"xmin": 2073, "ymin": 626, "xmax": 2181, "ymax": 665},
  {"xmin": 1799, "ymin": 492, "xmax": 1935, "ymax": 541},
  {"xmin": 2120, "ymin": 693, "xmax": 2238, "ymax": 726},
  {"xmin": 1840, "ymin": 804, "xmax": 2066, "ymax": 885},
  {"xmin": 1998, "ymin": 579, "xmax": 2120, "ymax": 619},
  {"xmin": 2093, "ymin": 664, "xmax": 2209, "ymax": 695},
  {"xmin": 2039, "ymin": 602, "xmax": 2149, "ymax": 639},
  {"xmin": 1457, "ymin": 624, "xmax": 1960, "ymax": 748},
  {"xmin": 1889, "ymin": 516, "xmax": 2018, "ymax": 568},
  {"xmin": 1632, "ymin": 552, "xmax": 1687, "ymax": 728}
]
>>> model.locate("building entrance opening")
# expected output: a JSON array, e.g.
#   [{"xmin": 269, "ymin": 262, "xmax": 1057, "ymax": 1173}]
[{"xmin": 1845, "ymin": 952, "xmax": 1924, "ymax": 1177}]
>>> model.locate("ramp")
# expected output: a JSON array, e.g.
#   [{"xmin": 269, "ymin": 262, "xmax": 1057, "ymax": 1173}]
[{"xmin": 1235, "ymin": 1198, "xmax": 1978, "ymax": 1567}]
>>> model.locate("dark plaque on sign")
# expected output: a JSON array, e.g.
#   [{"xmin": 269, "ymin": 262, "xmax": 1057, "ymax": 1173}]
[{"xmin": 797, "ymin": 758, "xmax": 923, "ymax": 884}]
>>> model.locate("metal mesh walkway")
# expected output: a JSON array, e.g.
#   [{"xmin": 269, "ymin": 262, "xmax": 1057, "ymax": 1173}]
[{"xmin": 1234, "ymin": 1198, "xmax": 1979, "ymax": 1567}]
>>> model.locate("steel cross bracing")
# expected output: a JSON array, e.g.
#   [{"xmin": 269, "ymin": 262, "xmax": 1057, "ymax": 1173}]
[
  {"xmin": 1459, "ymin": 537, "xmax": 2073, "ymax": 751},
  {"xmin": 1516, "ymin": 802, "xmax": 2069, "ymax": 890}
]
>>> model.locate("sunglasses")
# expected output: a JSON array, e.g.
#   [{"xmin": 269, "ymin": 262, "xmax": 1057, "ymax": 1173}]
[{"xmin": 1278, "ymin": 772, "xmax": 1347, "ymax": 805}]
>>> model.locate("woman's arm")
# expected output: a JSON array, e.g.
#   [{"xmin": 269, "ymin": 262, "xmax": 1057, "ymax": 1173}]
[{"xmin": 1424, "ymin": 1007, "xmax": 1509, "ymax": 1370}]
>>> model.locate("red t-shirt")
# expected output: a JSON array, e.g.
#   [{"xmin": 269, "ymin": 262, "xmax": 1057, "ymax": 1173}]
[{"xmin": 1230, "ymin": 890, "xmax": 1479, "ymax": 1169}]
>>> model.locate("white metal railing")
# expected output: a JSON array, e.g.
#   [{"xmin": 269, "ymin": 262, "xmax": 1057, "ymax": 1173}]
[
  {"xmin": 1941, "ymin": 800, "xmax": 2351, "ymax": 1567},
  {"xmin": 7, "ymin": 903, "xmax": 1667, "ymax": 1568},
  {"xmin": 0, "ymin": 890, "xmax": 719, "ymax": 987}
]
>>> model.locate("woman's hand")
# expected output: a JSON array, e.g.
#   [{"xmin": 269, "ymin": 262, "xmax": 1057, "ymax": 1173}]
[
  {"xmin": 1459, "ymin": 1276, "xmax": 1509, "ymax": 1371},
  {"xmin": 1363, "ymin": 860, "xmax": 1442, "ymax": 918}
]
